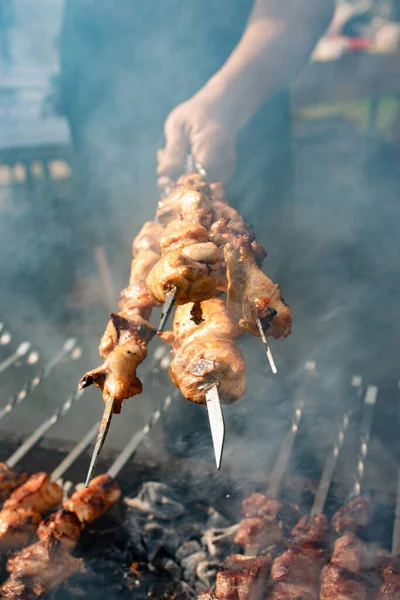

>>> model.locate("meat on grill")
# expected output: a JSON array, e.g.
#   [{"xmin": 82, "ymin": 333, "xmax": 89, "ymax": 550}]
[
  {"xmin": 0, "ymin": 508, "xmax": 42, "ymax": 553},
  {"xmin": 331, "ymin": 533, "xmax": 379, "ymax": 575},
  {"xmin": 376, "ymin": 559, "xmax": 400, "ymax": 599},
  {"xmin": 0, "ymin": 474, "xmax": 121, "ymax": 598},
  {"xmin": 64, "ymin": 474, "xmax": 121, "ymax": 524},
  {"xmin": 1, "ymin": 537, "xmax": 83, "ymax": 600},
  {"xmin": 3, "ymin": 473, "xmax": 62, "ymax": 514},
  {"xmin": 331, "ymin": 495, "xmax": 371, "ymax": 536},
  {"xmin": 320, "ymin": 562, "xmax": 367, "ymax": 600},
  {"xmin": 0, "ymin": 464, "xmax": 28, "ymax": 502},
  {"xmin": 37, "ymin": 509, "xmax": 82, "ymax": 552},
  {"xmin": 79, "ymin": 219, "xmax": 162, "ymax": 413},
  {"xmin": 161, "ymin": 298, "xmax": 246, "ymax": 404},
  {"xmin": 213, "ymin": 554, "xmax": 271, "ymax": 600},
  {"xmin": 289, "ymin": 515, "xmax": 328, "ymax": 547},
  {"xmin": 234, "ymin": 494, "xmax": 285, "ymax": 549},
  {"xmin": 224, "ymin": 235, "xmax": 292, "ymax": 339}
]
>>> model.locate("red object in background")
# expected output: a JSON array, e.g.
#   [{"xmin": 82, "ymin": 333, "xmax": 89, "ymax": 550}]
[{"xmin": 347, "ymin": 37, "xmax": 373, "ymax": 52}]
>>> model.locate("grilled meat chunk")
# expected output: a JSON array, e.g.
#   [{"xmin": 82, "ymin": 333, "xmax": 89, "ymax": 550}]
[
  {"xmin": 64, "ymin": 474, "xmax": 121, "ymax": 525},
  {"xmin": 37, "ymin": 509, "xmax": 82, "ymax": 552},
  {"xmin": 1, "ymin": 538, "xmax": 82, "ymax": 599},
  {"xmin": 224, "ymin": 235, "xmax": 292, "ymax": 339},
  {"xmin": 132, "ymin": 220, "xmax": 164, "ymax": 256},
  {"xmin": 320, "ymin": 562, "xmax": 367, "ymax": 600},
  {"xmin": 3, "ymin": 473, "xmax": 62, "ymax": 514},
  {"xmin": 156, "ymin": 184, "xmax": 212, "ymax": 225},
  {"xmin": 268, "ymin": 582, "xmax": 318, "ymax": 600},
  {"xmin": 0, "ymin": 464, "xmax": 28, "ymax": 503},
  {"xmin": 162, "ymin": 298, "xmax": 245, "ymax": 404},
  {"xmin": 0, "ymin": 508, "xmax": 41, "ymax": 553},
  {"xmin": 271, "ymin": 544, "xmax": 327, "ymax": 587},
  {"xmin": 331, "ymin": 534, "xmax": 379, "ymax": 575},
  {"xmin": 289, "ymin": 515, "xmax": 328, "ymax": 547},
  {"xmin": 215, "ymin": 554, "xmax": 271, "ymax": 600},
  {"xmin": 331, "ymin": 496, "xmax": 371, "ymax": 535},
  {"xmin": 377, "ymin": 560, "xmax": 400, "ymax": 599}
]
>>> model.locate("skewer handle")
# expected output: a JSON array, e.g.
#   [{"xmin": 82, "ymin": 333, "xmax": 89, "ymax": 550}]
[{"xmin": 350, "ymin": 385, "xmax": 378, "ymax": 498}]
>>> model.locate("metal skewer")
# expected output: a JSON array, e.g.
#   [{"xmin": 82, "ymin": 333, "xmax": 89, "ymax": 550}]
[
  {"xmin": 255, "ymin": 317, "xmax": 278, "ymax": 374},
  {"xmin": 311, "ymin": 375, "xmax": 363, "ymax": 516},
  {"xmin": 51, "ymin": 421, "xmax": 101, "ymax": 483},
  {"xmin": 84, "ymin": 347, "xmax": 172, "ymax": 487},
  {"xmin": 0, "ymin": 338, "xmax": 78, "ymax": 424},
  {"xmin": 206, "ymin": 384, "xmax": 225, "ymax": 470},
  {"xmin": 157, "ymin": 288, "xmax": 177, "ymax": 333},
  {"xmin": 350, "ymin": 384, "xmax": 378, "ymax": 498},
  {"xmin": 0, "ymin": 341, "xmax": 31, "ymax": 375},
  {"xmin": 0, "ymin": 323, "xmax": 11, "ymax": 346},
  {"xmin": 6, "ymin": 389, "xmax": 85, "ymax": 469},
  {"xmin": 391, "ymin": 381, "xmax": 400, "ymax": 556}
]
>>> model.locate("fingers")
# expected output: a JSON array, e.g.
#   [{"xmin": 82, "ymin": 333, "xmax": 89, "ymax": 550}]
[
  {"xmin": 157, "ymin": 113, "xmax": 189, "ymax": 188},
  {"xmin": 192, "ymin": 129, "xmax": 237, "ymax": 184}
]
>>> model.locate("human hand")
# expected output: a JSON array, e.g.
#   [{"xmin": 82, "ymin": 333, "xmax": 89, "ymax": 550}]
[{"xmin": 157, "ymin": 95, "xmax": 237, "ymax": 188}]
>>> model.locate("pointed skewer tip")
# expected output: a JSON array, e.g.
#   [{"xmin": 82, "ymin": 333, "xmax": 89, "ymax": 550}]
[
  {"xmin": 205, "ymin": 384, "xmax": 225, "ymax": 470},
  {"xmin": 85, "ymin": 398, "xmax": 115, "ymax": 487},
  {"xmin": 157, "ymin": 288, "xmax": 177, "ymax": 333},
  {"xmin": 255, "ymin": 317, "xmax": 278, "ymax": 374}
]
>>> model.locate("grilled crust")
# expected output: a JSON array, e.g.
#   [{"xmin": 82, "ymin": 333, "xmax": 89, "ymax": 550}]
[
  {"xmin": 320, "ymin": 562, "xmax": 367, "ymax": 600},
  {"xmin": 215, "ymin": 554, "xmax": 271, "ymax": 600},
  {"xmin": 3, "ymin": 473, "xmax": 62, "ymax": 513},
  {"xmin": 37, "ymin": 509, "xmax": 82, "ymax": 552},
  {"xmin": 0, "ymin": 464, "xmax": 28, "ymax": 502},
  {"xmin": 0, "ymin": 508, "xmax": 42, "ymax": 553},
  {"xmin": 331, "ymin": 496, "xmax": 371, "ymax": 535},
  {"xmin": 1, "ymin": 538, "xmax": 82, "ymax": 599},
  {"xmin": 64, "ymin": 474, "xmax": 121, "ymax": 525}
]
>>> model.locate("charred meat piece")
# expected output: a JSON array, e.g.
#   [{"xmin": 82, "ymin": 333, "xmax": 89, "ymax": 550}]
[
  {"xmin": 268, "ymin": 582, "xmax": 319, "ymax": 600},
  {"xmin": 0, "ymin": 508, "xmax": 42, "ymax": 553},
  {"xmin": 289, "ymin": 515, "xmax": 328, "ymax": 547},
  {"xmin": 156, "ymin": 184, "xmax": 212, "ymax": 225},
  {"xmin": 331, "ymin": 534, "xmax": 380, "ymax": 575},
  {"xmin": 0, "ymin": 464, "xmax": 28, "ymax": 502},
  {"xmin": 271, "ymin": 544, "xmax": 327, "ymax": 588},
  {"xmin": 64, "ymin": 474, "xmax": 121, "ymax": 525},
  {"xmin": 119, "ymin": 250, "xmax": 161, "ymax": 321},
  {"xmin": 1, "ymin": 538, "xmax": 82, "ymax": 599},
  {"xmin": 37, "ymin": 509, "xmax": 82, "ymax": 552},
  {"xmin": 224, "ymin": 235, "xmax": 292, "ymax": 339},
  {"xmin": 215, "ymin": 554, "xmax": 271, "ymax": 600},
  {"xmin": 377, "ymin": 559, "xmax": 400, "ymax": 599},
  {"xmin": 320, "ymin": 562, "xmax": 367, "ymax": 600},
  {"xmin": 161, "ymin": 298, "xmax": 245, "ymax": 404},
  {"xmin": 331, "ymin": 496, "xmax": 371, "ymax": 535},
  {"xmin": 4, "ymin": 473, "xmax": 62, "ymax": 514},
  {"xmin": 241, "ymin": 494, "xmax": 283, "ymax": 520},
  {"xmin": 198, "ymin": 592, "xmax": 216, "ymax": 600},
  {"xmin": 234, "ymin": 515, "xmax": 284, "ymax": 549},
  {"xmin": 132, "ymin": 220, "xmax": 164, "ymax": 256}
]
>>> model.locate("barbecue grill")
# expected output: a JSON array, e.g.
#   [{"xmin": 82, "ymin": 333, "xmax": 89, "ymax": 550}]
[{"xmin": 0, "ymin": 320, "xmax": 398, "ymax": 599}]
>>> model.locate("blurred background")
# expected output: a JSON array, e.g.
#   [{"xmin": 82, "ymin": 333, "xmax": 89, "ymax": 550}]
[{"xmin": 0, "ymin": 0, "xmax": 399, "ymax": 484}]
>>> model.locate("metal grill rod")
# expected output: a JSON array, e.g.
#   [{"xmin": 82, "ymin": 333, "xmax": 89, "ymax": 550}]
[
  {"xmin": 350, "ymin": 385, "xmax": 378, "ymax": 498},
  {"xmin": 266, "ymin": 361, "xmax": 317, "ymax": 499},
  {"xmin": 0, "ymin": 341, "xmax": 31, "ymax": 375},
  {"xmin": 311, "ymin": 375, "xmax": 363, "ymax": 516},
  {"xmin": 0, "ymin": 338, "xmax": 78, "ymax": 424},
  {"xmin": 6, "ymin": 389, "xmax": 84, "ymax": 469}
]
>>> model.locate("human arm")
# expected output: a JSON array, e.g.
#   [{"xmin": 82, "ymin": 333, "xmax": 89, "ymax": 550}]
[{"xmin": 157, "ymin": 0, "xmax": 334, "ymax": 185}]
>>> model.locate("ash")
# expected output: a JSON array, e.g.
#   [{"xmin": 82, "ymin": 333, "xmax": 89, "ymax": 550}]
[{"xmin": 49, "ymin": 481, "xmax": 237, "ymax": 600}]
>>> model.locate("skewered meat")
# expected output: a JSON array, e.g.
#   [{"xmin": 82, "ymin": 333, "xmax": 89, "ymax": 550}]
[
  {"xmin": 0, "ymin": 464, "xmax": 28, "ymax": 502},
  {"xmin": 37, "ymin": 509, "xmax": 82, "ymax": 552},
  {"xmin": 331, "ymin": 533, "xmax": 379, "ymax": 575},
  {"xmin": 234, "ymin": 494, "xmax": 288, "ymax": 549},
  {"xmin": 161, "ymin": 298, "xmax": 245, "ymax": 404},
  {"xmin": 0, "ymin": 508, "xmax": 42, "ymax": 553},
  {"xmin": 214, "ymin": 554, "xmax": 271, "ymax": 600},
  {"xmin": 156, "ymin": 180, "xmax": 212, "ymax": 225},
  {"xmin": 64, "ymin": 474, "xmax": 121, "ymax": 524},
  {"xmin": 331, "ymin": 496, "xmax": 371, "ymax": 535},
  {"xmin": 1, "ymin": 537, "xmax": 83, "ymax": 599},
  {"xmin": 1, "ymin": 474, "xmax": 121, "ymax": 598},
  {"xmin": 271, "ymin": 544, "xmax": 327, "ymax": 587},
  {"xmin": 3, "ymin": 473, "xmax": 62, "ymax": 514},
  {"xmin": 289, "ymin": 515, "xmax": 328, "ymax": 547},
  {"xmin": 268, "ymin": 582, "xmax": 319, "ymax": 600},
  {"xmin": 320, "ymin": 562, "xmax": 367, "ymax": 600},
  {"xmin": 224, "ymin": 235, "xmax": 292, "ymax": 339},
  {"xmin": 376, "ymin": 559, "xmax": 400, "ymax": 599},
  {"xmin": 79, "ymin": 220, "xmax": 162, "ymax": 413}
]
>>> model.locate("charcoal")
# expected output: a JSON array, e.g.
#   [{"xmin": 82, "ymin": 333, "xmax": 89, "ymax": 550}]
[
  {"xmin": 176, "ymin": 540, "xmax": 203, "ymax": 561},
  {"xmin": 176, "ymin": 581, "xmax": 197, "ymax": 599},
  {"xmin": 124, "ymin": 513, "xmax": 147, "ymax": 556},
  {"xmin": 195, "ymin": 560, "xmax": 221, "ymax": 592},
  {"xmin": 124, "ymin": 482, "xmax": 185, "ymax": 520},
  {"xmin": 180, "ymin": 550, "xmax": 208, "ymax": 582},
  {"xmin": 163, "ymin": 530, "xmax": 184, "ymax": 555},
  {"xmin": 143, "ymin": 521, "xmax": 168, "ymax": 562},
  {"xmin": 201, "ymin": 524, "xmax": 239, "ymax": 557},
  {"xmin": 155, "ymin": 556, "xmax": 182, "ymax": 579}
]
